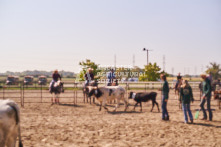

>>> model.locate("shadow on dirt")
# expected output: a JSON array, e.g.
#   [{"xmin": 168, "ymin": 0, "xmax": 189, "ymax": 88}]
[
  {"xmin": 191, "ymin": 123, "xmax": 221, "ymax": 128},
  {"xmin": 107, "ymin": 111, "xmax": 143, "ymax": 115},
  {"xmin": 59, "ymin": 103, "xmax": 85, "ymax": 108}
]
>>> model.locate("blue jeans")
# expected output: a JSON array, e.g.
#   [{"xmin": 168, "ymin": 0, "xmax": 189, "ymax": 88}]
[
  {"xmin": 182, "ymin": 103, "xmax": 193, "ymax": 123},
  {"xmin": 200, "ymin": 95, "xmax": 213, "ymax": 120},
  {"xmin": 162, "ymin": 96, "xmax": 169, "ymax": 119}
]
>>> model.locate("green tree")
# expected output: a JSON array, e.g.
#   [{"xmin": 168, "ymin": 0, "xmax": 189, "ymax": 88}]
[
  {"xmin": 77, "ymin": 59, "xmax": 101, "ymax": 81},
  {"xmin": 139, "ymin": 62, "xmax": 161, "ymax": 81},
  {"xmin": 206, "ymin": 62, "xmax": 221, "ymax": 80}
]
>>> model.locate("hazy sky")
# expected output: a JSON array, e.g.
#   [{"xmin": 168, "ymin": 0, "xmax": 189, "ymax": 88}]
[{"xmin": 0, "ymin": 0, "xmax": 220, "ymax": 74}]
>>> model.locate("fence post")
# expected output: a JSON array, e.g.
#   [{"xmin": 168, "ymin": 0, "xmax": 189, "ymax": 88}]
[
  {"xmin": 3, "ymin": 85, "xmax": 5, "ymax": 100},
  {"xmin": 145, "ymin": 83, "xmax": 147, "ymax": 92},
  {"xmin": 73, "ymin": 83, "xmax": 76, "ymax": 104},
  {"xmin": 20, "ymin": 83, "xmax": 22, "ymax": 107},
  {"xmin": 22, "ymin": 84, "xmax": 24, "ymax": 107},
  {"xmin": 41, "ymin": 84, "xmax": 42, "ymax": 103}
]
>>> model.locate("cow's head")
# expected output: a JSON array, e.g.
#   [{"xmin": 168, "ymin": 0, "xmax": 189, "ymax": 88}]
[
  {"xmin": 128, "ymin": 92, "xmax": 133, "ymax": 99},
  {"xmin": 128, "ymin": 92, "xmax": 136, "ymax": 99}
]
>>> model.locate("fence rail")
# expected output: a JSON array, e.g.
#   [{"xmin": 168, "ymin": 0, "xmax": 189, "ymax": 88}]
[{"xmin": 0, "ymin": 81, "xmax": 209, "ymax": 108}]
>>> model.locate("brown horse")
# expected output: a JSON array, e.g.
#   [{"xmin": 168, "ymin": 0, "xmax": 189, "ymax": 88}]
[
  {"xmin": 175, "ymin": 79, "xmax": 183, "ymax": 109},
  {"xmin": 83, "ymin": 81, "xmax": 98, "ymax": 104}
]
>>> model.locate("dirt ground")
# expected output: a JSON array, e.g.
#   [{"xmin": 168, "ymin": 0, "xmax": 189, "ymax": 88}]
[{"xmin": 2, "ymin": 90, "xmax": 221, "ymax": 147}]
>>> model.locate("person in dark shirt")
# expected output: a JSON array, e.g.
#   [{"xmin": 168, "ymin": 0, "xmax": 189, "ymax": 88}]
[
  {"xmin": 49, "ymin": 70, "xmax": 61, "ymax": 93},
  {"xmin": 177, "ymin": 72, "xmax": 182, "ymax": 81},
  {"xmin": 84, "ymin": 68, "xmax": 94, "ymax": 86},
  {"xmin": 180, "ymin": 80, "xmax": 194, "ymax": 124},
  {"xmin": 161, "ymin": 74, "xmax": 170, "ymax": 121},
  {"xmin": 200, "ymin": 73, "xmax": 212, "ymax": 121}
]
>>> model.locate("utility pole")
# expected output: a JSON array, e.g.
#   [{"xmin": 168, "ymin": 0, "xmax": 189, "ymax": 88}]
[
  {"xmin": 194, "ymin": 66, "xmax": 197, "ymax": 76},
  {"xmin": 163, "ymin": 55, "xmax": 165, "ymax": 72},
  {"xmin": 133, "ymin": 54, "xmax": 135, "ymax": 67},
  {"xmin": 114, "ymin": 54, "xmax": 116, "ymax": 70},
  {"xmin": 172, "ymin": 67, "xmax": 174, "ymax": 76},
  {"xmin": 143, "ymin": 48, "xmax": 152, "ymax": 65}
]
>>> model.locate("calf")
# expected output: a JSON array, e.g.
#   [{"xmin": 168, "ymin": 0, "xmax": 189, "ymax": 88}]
[
  {"xmin": 0, "ymin": 99, "xmax": 23, "ymax": 147},
  {"xmin": 128, "ymin": 92, "xmax": 160, "ymax": 112},
  {"xmin": 88, "ymin": 86, "xmax": 128, "ymax": 112}
]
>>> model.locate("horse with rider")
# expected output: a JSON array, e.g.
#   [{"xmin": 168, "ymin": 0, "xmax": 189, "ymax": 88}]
[{"xmin": 49, "ymin": 70, "xmax": 64, "ymax": 104}]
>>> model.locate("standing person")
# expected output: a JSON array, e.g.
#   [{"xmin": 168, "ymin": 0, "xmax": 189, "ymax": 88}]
[
  {"xmin": 49, "ymin": 70, "xmax": 62, "ymax": 93},
  {"xmin": 161, "ymin": 74, "xmax": 170, "ymax": 121},
  {"xmin": 84, "ymin": 68, "xmax": 94, "ymax": 86},
  {"xmin": 107, "ymin": 69, "xmax": 116, "ymax": 86},
  {"xmin": 200, "ymin": 73, "xmax": 213, "ymax": 121},
  {"xmin": 207, "ymin": 72, "xmax": 213, "ymax": 83},
  {"xmin": 180, "ymin": 80, "xmax": 194, "ymax": 124}
]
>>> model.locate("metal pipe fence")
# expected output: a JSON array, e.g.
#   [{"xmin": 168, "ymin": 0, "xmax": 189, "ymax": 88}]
[{"xmin": 0, "ymin": 81, "xmax": 218, "ymax": 108}]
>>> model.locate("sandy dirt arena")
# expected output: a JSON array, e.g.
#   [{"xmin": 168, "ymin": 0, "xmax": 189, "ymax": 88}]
[{"xmin": 2, "ymin": 90, "xmax": 221, "ymax": 147}]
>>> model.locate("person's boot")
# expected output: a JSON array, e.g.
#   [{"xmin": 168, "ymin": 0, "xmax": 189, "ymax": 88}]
[
  {"xmin": 200, "ymin": 118, "xmax": 207, "ymax": 120},
  {"xmin": 166, "ymin": 116, "xmax": 170, "ymax": 121},
  {"xmin": 190, "ymin": 119, "xmax": 193, "ymax": 124}
]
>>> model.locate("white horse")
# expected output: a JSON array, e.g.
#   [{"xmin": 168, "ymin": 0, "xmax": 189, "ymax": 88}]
[
  {"xmin": 49, "ymin": 80, "xmax": 64, "ymax": 105},
  {"xmin": 0, "ymin": 99, "xmax": 23, "ymax": 147}
]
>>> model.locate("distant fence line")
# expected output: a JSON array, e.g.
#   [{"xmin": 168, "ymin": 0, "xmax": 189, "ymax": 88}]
[{"xmin": 0, "ymin": 81, "xmax": 202, "ymax": 107}]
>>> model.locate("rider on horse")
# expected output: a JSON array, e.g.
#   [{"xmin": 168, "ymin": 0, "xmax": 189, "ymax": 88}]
[
  {"xmin": 84, "ymin": 68, "xmax": 94, "ymax": 87},
  {"xmin": 107, "ymin": 69, "xmax": 116, "ymax": 86},
  {"xmin": 175, "ymin": 73, "xmax": 182, "ymax": 90},
  {"xmin": 49, "ymin": 70, "xmax": 62, "ymax": 93}
]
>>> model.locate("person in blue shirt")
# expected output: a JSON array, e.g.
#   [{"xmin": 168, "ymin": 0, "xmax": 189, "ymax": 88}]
[
  {"xmin": 107, "ymin": 69, "xmax": 116, "ymax": 86},
  {"xmin": 160, "ymin": 74, "xmax": 170, "ymax": 121}
]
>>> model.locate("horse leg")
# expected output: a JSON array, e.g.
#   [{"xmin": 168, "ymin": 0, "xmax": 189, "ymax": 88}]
[
  {"xmin": 99, "ymin": 101, "xmax": 102, "ymax": 111},
  {"xmin": 55, "ymin": 94, "xmax": 57, "ymax": 104},
  {"xmin": 93, "ymin": 97, "xmax": 95, "ymax": 104},
  {"xmin": 51, "ymin": 94, "xmax": 54, "ymax": 105},
  {"xmin": 140, "ymin": 102, "xmax": 142, "ymax": 112},
  {"xmin": 87, "ymin": 95, "xmax": 88, "ymax": 103},
  {"xmin": 57, "ymin": 95, "xmax": 60, "ymax": 104},
  {"xmin": 83, "ymin": 92, "xmax": 85, "ymax": 103}
]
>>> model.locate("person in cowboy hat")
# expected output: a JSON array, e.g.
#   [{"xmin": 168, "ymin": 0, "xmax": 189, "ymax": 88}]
[
  {"xmin": 49, "ymin": 70, "xmax": 62, "ymax": 93},
  {"xmin": 200, "ymin": 73, "xmax": 213, "ymax": 121},
  {"xmin": 84, "ymin": 68, "xmax": 94, "ymax": 86}
]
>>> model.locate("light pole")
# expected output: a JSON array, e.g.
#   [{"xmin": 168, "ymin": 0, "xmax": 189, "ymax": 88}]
[{"xmin": 143, "ymin": 48, "xmax": 152, "ymax": 65}]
